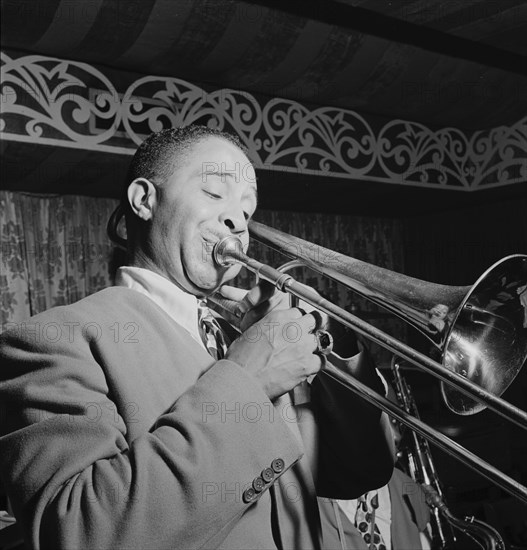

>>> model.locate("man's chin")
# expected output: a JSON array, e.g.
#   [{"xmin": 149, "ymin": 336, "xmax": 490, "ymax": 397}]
[
  {"xmin": 183, "ymin": 252, "xmax": 242, "ymax": 293},
  {"xmin": 185, "ymin": 269, "xmax": 229, "ymax": 296}
]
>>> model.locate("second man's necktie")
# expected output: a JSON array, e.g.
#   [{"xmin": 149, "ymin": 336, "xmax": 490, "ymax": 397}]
[{"xmin": 355, "ymin": 491, "xmax": 387, "ymax": 550}]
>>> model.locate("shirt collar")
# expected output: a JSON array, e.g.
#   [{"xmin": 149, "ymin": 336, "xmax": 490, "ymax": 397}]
[{"xmin": 115, "ymin": 266, "xmax": 205, "ymax": 349}]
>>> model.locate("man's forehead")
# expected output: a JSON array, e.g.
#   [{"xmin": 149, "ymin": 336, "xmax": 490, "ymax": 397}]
[
  {"xmin": 195, "ymin": 138, "xmax": 257, "ymax": 186},
  {"xmin": 191, "ymin": 135, "xmax": 248, "ymax": 159},
  {"xmin": 201, "ymin": 166, "xmax": 258, "ymax": 197}
]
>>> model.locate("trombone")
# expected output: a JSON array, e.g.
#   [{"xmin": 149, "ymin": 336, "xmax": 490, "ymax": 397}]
[
  {"xmin": 211, "ymin": 220, "xmax": 527, "ymax": 504},
  {"xmin": 391, "ymin": 358, "xmax": 505, "ymax": 550}
]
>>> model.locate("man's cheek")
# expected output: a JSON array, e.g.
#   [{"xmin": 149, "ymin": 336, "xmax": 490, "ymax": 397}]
[{"xmin": 224, "ymin": 264, "xmax": 242, "ymax": 281}]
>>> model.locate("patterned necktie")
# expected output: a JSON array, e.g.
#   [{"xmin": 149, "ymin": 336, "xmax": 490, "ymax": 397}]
[
  {"xmin": 197, "ymin": 300, "xmax": 228, "ymax": 360},
  {"xmin": 355, "ymin": 491, "xmax": 387, "ymax": 550}
]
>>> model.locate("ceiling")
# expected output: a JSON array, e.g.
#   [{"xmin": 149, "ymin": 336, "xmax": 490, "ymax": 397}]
[
  {"xmin": 1, "ymin": 0, "xmax": 526, "ymax": 213},
  {"xmin": 1, "ymin": 0, "xmax": 526, "ymax": 131}
]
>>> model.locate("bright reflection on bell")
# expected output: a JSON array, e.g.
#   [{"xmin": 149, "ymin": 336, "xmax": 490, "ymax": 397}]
[{"xmin": 442, "ymin": 256, "xmax": 527, "ymax": 415}]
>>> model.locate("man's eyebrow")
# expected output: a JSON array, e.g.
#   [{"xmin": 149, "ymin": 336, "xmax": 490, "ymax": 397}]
[
  {"xmin": 202, "ymin": 168, "xmax": 256, "ymax": 181},
  {"xmin": 201, "ymin": 169, "xmax": 234, "ymax": 178},
  {"xmin": 200, "ymin": 168, "xmax": 258, "ymax": 204},
  {"xmin": 201, "ymin": 170, "xmax": 257, "ymax": 193}
]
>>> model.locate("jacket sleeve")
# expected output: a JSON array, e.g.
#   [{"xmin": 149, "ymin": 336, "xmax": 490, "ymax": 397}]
[
  {"xmin": 311, "ymin": 349, "xmax": 395, "ymax": 499},
  {"xmin": 0, "ymin": 319, "xmax": 303, "ymax": 550}
]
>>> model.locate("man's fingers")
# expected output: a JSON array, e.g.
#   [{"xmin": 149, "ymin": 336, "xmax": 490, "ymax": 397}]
[
  {"xmin": 305, "ymin": 353, "xmax": 325, "ymax": 378},
  {"xmin": 247, "ymin": 294, "xmax": 286, "ymax": 319},
  {"xmin": 316, "ymin": 353, "xmax": 327, "ymax": 373},
  {"xmin": 218, "ymin": 285, "xmax": 248, "ymax": 302},
  {"xmin": 296, "ymin": 299, "xmax": 328, "ymax": 329},
  {"xmin": 281, "ymin": 313, "xmax": 319, "ymax": 352},
  {"xmin": 238, "ymin": 281, "xmax": 277, "ymax": 315},
  {"xmin": 310, "ymin": 311, "xmax": 325, "ymax": 332},
  {"xmin": 295, "ymin": 312, "xmax": 319, "ymax": 335}
]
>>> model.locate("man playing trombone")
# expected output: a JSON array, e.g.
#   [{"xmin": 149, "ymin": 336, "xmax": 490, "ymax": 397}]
[{"xmin": 0, "ymin": 125, "xmax": 394, "ymax": 549}]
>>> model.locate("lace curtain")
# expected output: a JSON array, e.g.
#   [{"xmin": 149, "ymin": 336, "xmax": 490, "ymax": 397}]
[
  {"xmin": 1, "ymin": 190, "xmax": 406, "ymax": 361},
  {"xmin": 1, "ymin": 191, "xmax": 122, "ymax": 326}
]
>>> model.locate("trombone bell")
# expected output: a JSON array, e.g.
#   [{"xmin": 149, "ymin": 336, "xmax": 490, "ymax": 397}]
[
  {"xmin": 247, "ymin": 221, "xmax": 527, "ymax": 416},
  {"xmin": 443, "ymin": 255, "xmax": 527, "ymax": 414},
  {"xmin": 211, "ymin": 228, "xmax": 527, "ymax": 503}
]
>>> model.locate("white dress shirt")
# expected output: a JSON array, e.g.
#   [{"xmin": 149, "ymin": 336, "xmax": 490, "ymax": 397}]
[{"xmin": 115, "ymin": 266, "xmax": 207, "ymax": 352}]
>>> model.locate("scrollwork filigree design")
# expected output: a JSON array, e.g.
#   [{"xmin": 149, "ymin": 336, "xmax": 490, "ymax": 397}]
[
  {"xmin": 121, "ymin": 77, "xmax": 265, "ymax": 165},
  {"xmin": 377, "ymin": 121, "xmax": 472, "ymax": 188},
  {"xmin": 261, "ymin": 104, "xmax": 377, "ymax": 176},
  {"xmin": 1, "ymin": 52, "xmax": 525, "ymax": 190},
  {"xmin": 1, "ymin": 52, "xmax": 121, "ymax": 146},
  {"xmin": 470, "ymin": 118, "xmax": 527, "ymax": 188}
]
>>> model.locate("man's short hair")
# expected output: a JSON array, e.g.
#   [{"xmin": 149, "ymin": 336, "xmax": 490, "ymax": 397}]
[
  {"xmin": 123, "ymin": 125, "xmax": 248, "ymax": 201},
  {"xmin": 120, "ymin": 125, "xmax": 249, "ymax": 245}
]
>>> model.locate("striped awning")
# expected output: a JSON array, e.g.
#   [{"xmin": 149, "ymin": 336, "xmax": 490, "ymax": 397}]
[
  {"xmin": 1, "ymin": 0, "xmax": 526, "ymax": 211},
  {"xmin": 2, "ymin": 0, "xmax": 526, "ymax": 130}
]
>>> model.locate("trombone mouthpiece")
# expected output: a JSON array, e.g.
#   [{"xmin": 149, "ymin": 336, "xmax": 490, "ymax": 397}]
[{"xmin": 213, "ymin": 236, "xmax": 244, "ymax": 267}]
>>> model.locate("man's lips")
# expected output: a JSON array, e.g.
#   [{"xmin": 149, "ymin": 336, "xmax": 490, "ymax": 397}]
[
  {"xmin": 202, "ymin": 234, "xmax": 224, "ymax": 267},
  {"xmin": 203, "ymin": 233, "xmax": 226, "ymax": 245},
  {"xmin": 202, "ymin": 234, "xmax": 234, "ymax": 271},
  {"xmin": 203, "ymin": 233, "xmax": 248, "ymax": 255}
]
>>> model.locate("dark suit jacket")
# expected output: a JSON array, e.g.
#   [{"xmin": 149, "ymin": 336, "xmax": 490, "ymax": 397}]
[{"xmin": 0, "ymin": 287, "xmax": 393, "ymax": 549}]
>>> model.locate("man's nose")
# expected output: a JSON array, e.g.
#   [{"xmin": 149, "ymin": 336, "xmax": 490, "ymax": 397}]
[{"xmin": 221, "ymin": 209, "xmax": 247, "ymax": 234}]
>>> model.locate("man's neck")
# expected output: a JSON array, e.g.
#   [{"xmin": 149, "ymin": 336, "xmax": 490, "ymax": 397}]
[{"xmin": 126, "ymin": 250, "xmax": 208, "ymax": 299}]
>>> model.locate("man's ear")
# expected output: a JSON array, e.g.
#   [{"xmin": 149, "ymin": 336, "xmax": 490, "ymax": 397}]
[{"xmin": 127, "ymin": 178, "xmax": 157, "ymax": 221}]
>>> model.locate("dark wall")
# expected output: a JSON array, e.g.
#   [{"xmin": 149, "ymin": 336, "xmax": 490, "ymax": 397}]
[
  {"xmin": 400, "ymin": 195, "xmax": 527, "ymax": 539},
  {"xmin": 403, "ymin": 195, "xmax": 527, "ymax": 285}
]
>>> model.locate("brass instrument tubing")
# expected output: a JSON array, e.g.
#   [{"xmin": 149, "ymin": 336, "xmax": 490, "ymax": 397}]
[
  {"xmin": 218, "ymin": 245, "xmax": 527, "ymax": 504},
  {"xmin": 224, "ymin": 246, "xmax": 527, "ymax": 430}
]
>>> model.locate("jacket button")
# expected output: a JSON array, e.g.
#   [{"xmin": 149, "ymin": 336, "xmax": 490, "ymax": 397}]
[
  {"xmin": 271, "ymin": 458, "xmax": 285, "ymax": 473},
  {"xmin": 261, "ymin": 467, "xmax": 275, "ymax": 483},
  {"xmin": 243, "ymin": 487, "xmax": 256, "ymax": 503},
  {"xmin": 252, "ymin": 477, "xmax": 265, "ymax": 492}
]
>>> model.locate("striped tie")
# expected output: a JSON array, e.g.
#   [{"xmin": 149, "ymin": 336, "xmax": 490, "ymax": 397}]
[{"xmin": 197, "ymin": 300, "xmax": 228, "ymax": 360}]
